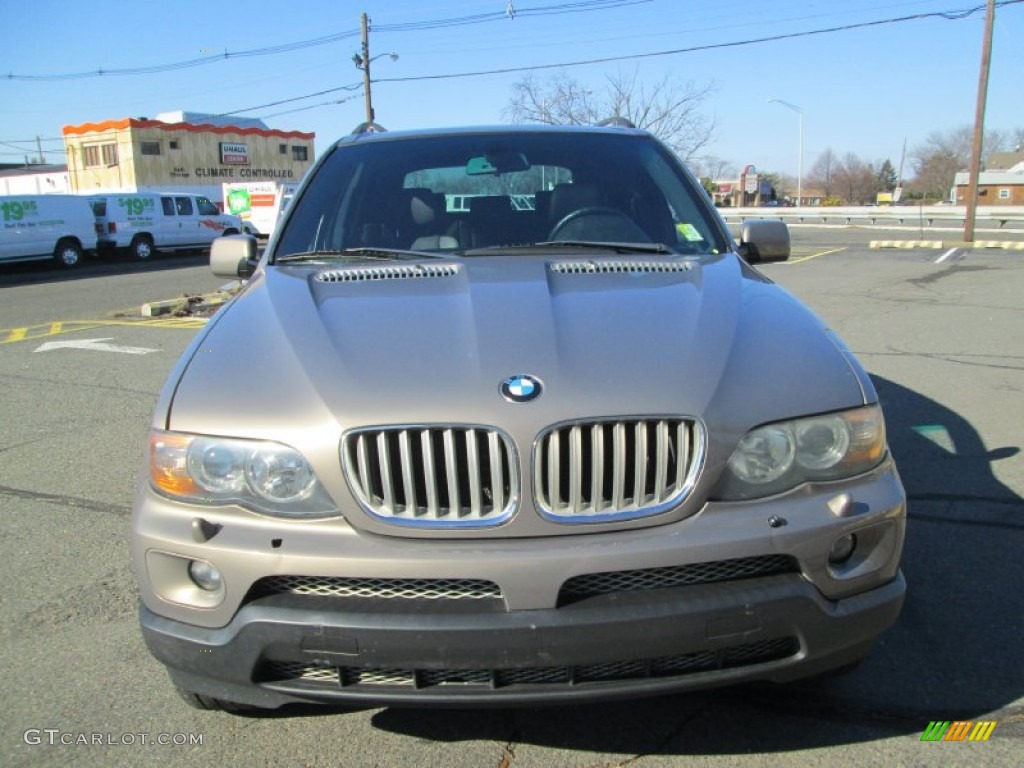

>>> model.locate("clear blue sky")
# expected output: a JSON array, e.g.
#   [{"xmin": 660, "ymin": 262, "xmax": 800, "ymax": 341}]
[{"xmin": 1, "ymin": 0, "xmax": 1021, "ymax": 178}]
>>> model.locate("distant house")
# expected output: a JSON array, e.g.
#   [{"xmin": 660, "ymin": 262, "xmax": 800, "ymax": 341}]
[
  {"xmin": 711, "ymin": 178, "xmax": 823, "ymax": 207},
  {"xmin": 953, "ymin": 151, "xmax": 1024, "ymax": 206}
]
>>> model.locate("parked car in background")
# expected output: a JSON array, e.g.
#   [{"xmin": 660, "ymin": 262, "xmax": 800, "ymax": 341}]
[
  {"xmin": 91, "ymin": 192, "xmax": 241, "ymax": 259},
  {"xmin": 133, "ymin": 122, "xmax": 906, "ymax": 713},
  {"xmin": 0, "ymin": 194, "xmax": 96, "ymax": 268}
]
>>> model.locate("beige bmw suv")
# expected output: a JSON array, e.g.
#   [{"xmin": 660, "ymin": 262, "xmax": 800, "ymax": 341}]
[{"xmin": 133, "ymin": 122, "xmax": 906, "ymax": 712}]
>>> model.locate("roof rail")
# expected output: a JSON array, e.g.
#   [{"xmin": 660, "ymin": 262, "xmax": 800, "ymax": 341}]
[
  {"xmin": 351, "ymin": 121, "xmax": 387, "ymax": 135},
  {"xmin": 596, "ymin": 117, "xmax": 636, "ymax": 129}
]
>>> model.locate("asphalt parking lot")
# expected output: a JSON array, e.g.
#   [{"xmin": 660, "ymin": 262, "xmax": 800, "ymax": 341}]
[{"xmin": 1, "ymin": 229, "xmax": 1021, "ymax": 767}]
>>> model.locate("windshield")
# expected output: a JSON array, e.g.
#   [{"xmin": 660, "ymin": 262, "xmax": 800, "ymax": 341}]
[
  {"xmin": 197, "ymin": 197, "xmax": 221, "ymax": 216},
  {"xmin": 274, "ymin": 131, "xmax": 729, "ymax": 261}
]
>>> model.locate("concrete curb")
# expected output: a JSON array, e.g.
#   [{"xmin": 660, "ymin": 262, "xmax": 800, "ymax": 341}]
[
  {"xmin": 869, "ymin": 240, "xmax": 943, "ymax": 249},
  {"xmin": 141, "ymin": 285, "xmax": 239, "ymax": 317},
  {"xmin": 870, "ymin": 240, "xmax": 1024, "ymax": 250}
]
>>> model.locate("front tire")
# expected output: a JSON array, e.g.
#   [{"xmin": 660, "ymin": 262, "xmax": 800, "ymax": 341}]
[
  {"xmin": 130, "ymin": 234, "xmax": 155, "ymax": 260},
  {"xmin": 53, "ymin": 238, "xmax": 82, "ymax": 268}
]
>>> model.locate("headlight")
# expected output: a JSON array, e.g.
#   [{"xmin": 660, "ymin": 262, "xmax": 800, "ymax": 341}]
[
  {"xmin": 149, "ymin": 430, "xmax": 335, "ymax": 517},
  {"xmin": 713, "ymin": 405, "xmax": 886, "ymax": 500}
]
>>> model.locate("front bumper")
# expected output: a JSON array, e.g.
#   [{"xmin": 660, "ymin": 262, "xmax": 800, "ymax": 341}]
[
  {"xmin": 142, "ymin": 570, "xmax": 905, "ymax": 709},
  {"xmin": 136, "ymin": 461, "xmax": 907, "ymax": 708}
]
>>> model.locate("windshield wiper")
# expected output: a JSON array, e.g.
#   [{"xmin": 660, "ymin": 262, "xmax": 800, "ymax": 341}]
[
  {"xmin": 460, "ymin": 241, "xmax": 677, "ymax": 257},
  {"xmin": 275, "ymin": 247, "xmax": 448, "ymax": 263},
  {"xmin": 533, "ymin": 240, "xmax": 677, "ymax": 254}
]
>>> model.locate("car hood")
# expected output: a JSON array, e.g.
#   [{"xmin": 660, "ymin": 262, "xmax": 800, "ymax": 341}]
[{"xmin": 163, "ymin": 253, "xmax": 871, "ymax": 534}]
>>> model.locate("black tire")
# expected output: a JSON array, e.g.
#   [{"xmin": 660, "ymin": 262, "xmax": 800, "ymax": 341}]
[
  {"xmin": 222, "ymin": 228, "xmax": 239, "ymax": 237},
  {"xmin": 129, "ymin": 234, "xmax": 155, "ymax": 261},
  {"xmin": 174, "ymin": 685, "xmax": 259, "ymax": 714},
  {"xmin": 53, "ymin": 238, "xmax": 82, "ymax": 269}
]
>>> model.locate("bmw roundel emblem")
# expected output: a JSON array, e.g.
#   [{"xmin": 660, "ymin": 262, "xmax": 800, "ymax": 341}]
[{"xmin": 500, "ymin": 374, "xmax": 543, "ymax": 403}]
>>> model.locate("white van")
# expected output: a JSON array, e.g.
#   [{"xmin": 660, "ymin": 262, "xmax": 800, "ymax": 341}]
[
  {"xmin": 92, "ymin": 193, "xmax": 242, "ymax": 260},
  {"xmin": 0, "ymin": 194, "xmax": 96, "ymax": 268}
]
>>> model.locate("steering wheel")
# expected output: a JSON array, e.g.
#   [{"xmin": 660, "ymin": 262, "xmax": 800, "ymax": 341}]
[{"xmin": 547, "ymin": 206, "xmax": 650, "ymax": 242}]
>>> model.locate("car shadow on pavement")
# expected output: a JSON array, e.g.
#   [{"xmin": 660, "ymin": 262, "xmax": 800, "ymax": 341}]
[{"xmin": 280, "ymin": 375, "xmax": 1024, "ymax": 753}]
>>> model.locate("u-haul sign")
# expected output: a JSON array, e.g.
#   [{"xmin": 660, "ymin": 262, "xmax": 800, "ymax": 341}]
[{"xmin": 220, "ymin": 142, "xmax": 250, "ymax": 165}]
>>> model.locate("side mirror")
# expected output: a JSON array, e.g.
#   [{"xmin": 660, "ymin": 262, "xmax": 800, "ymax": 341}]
[
  {"xmin": 737, "ymin": 219, "xmax": 790, "ymax": 263},
  {"xmin": 211, "ymin": 235, "xmax": 259, "ymax": 279}
]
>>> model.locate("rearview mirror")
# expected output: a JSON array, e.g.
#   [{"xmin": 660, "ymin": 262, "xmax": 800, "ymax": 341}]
[
  {"xmin": 737, "ymin": 219, "xmax": 790, "ymax": 263},
  {"xmin": 211, "ymin": 235, "xmax": 259, "ymax": 279},
  {"xmin": 466, "ymin": 152, "xmax": 530, "ymax": 176}
]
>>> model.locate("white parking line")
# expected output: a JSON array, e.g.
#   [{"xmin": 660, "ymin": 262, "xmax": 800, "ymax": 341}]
[{"xmin": 935, "ymin": 248, "xmax": 963, "ymax": 264}]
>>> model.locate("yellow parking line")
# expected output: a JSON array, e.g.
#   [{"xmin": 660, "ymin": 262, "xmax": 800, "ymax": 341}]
[
  {"xmin": 787, "ymin": 247, "xmax": 846, "ymax": 264},
  {"xmin": 1, "ymin": 317, "xmax": 207, "ymax": 344}
]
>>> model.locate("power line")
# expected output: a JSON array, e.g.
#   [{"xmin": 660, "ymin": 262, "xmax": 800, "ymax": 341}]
[
  {"xmin": 375, "ymin": 1, "xmax": 1024, "ymax": 85},
  {"xmin": 128, "ymin": 1, "xmax": 1023, "ymax": 127},
  {"xmin": 374, "ymin": 0, "xmax": 650, "ymax": 31},
  {"xmin": 3, "ymin": 0, "xmax": 1019, "ymax": 146},
  {"xmin": 213, "ymin": 82, "xmax": 364, "ymax": 118},
  {"xmin": 0, "ymin": 137, "xmax": 66, "ymax": 145},
  {"xmin": 2, "ymin": 30, "xmax": 361, "ymax": 81},
  {"xmin": 1, "ymin": 0, "xmax": 647, "ymax": 82},
  {"xmin": 259, "ymin": 95, "xmax": 361, "ymax": 120}
]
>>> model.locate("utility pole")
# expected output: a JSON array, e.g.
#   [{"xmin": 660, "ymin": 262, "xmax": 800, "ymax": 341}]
[
  {"xmin": 963, "ymin": 0, "xmax": 996, "ymax": 243},
  {"xmin": 360, "ymin": 13, "xmax": 373, "ymax": 123},
  {"xmin": 353, "ymin": 15, "xmax": 397, "ymax": 126}
]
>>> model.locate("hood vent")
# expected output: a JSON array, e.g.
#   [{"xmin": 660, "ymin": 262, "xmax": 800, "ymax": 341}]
[
  {"xmin": 549, "ymin": 260, "xmax": 692, "ymax": 276},
  {"xmin": 315, "ymin": 263, "xmax": 461, "ymax": 283}
]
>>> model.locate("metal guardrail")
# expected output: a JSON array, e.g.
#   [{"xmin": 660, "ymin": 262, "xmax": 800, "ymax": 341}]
[{"xmin": 719, "ymin": 205, "xmax": 1024, "ymax": 229}]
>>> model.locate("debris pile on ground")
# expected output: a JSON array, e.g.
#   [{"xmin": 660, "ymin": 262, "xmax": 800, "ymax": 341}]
[{"xmin": 141, "ymin": 283, "xmax": 242, "ymax": 318}]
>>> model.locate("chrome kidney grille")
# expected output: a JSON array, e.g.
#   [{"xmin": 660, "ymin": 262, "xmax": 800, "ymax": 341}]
[
  {"xmin": 343, "ymin": 426, "xmax": 518, "ymax": 527},
  {"xmin": 536, "ymin": 418, "xmax": 702, "ymax": 521},
  {"xmin": 343, "ymin": 418, "xmax": 700, "ymax": 527}
]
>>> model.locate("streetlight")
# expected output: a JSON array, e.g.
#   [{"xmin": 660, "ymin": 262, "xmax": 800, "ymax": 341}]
[
  {"xmin": 769, "ymin": 99, "xmax": 803, "ymax": 207},
  {"xmin": 353, "ymin": 13, "xmax": 398, "ymax": 124},
  {"xmin": 352, "ymin": 51, "xmax": 398, "ymax": 123}
]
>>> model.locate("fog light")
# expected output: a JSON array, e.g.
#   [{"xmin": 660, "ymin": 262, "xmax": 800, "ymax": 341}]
[
  {"xmin": 188, "ymin": 560, "xmax": 223, "ymax": 592},
  {"xmin": 828, "ymin": 533, "xmax": 857, "ymax": 565}
]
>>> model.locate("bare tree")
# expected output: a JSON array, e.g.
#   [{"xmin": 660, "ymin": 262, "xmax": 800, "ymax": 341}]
[
  {"xmin": 806, "ymin": 149, "xmax": 839, "ymax": 200},
  {"xmin": 506, "ymin": 72, "xmax": 601, "ymax": 127},
  {"xmin": 691, "ymin": 154, "xmax": 736, "ymax": 181},
  {"xmin": 908, "ymin": 126, "xmax": 973, "ymax": 200},
  {"xmin": 834, "ymin": 153, "xmax": 878, "ymax": 205},
  {"xmin": 505, "ymin": 69, "xmax": 716, "ymax": 160},
  {"xmin": 908, "ymin": 125, "xmax": 1010, "ymax": 200}
]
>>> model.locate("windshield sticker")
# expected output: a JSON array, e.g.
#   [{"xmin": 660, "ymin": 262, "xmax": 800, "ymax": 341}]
[{"xmin": 677, "ymin": 223, "xmax": 705, "ymax": 242}]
